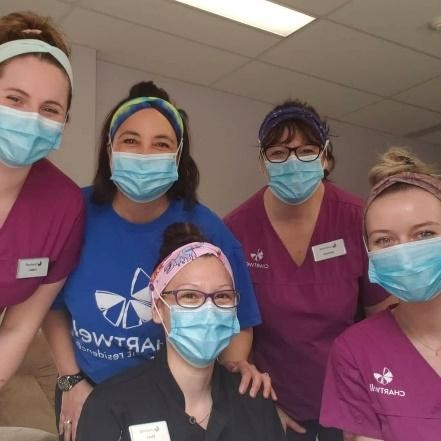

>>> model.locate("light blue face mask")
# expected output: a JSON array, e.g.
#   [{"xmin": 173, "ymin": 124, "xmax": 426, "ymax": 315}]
[
  {"xmin": 110, "ymin": 150, "xmax": 179, "ymax": 203},
  {"xmin": 368, "ymin": 236, "xmax": 441, "ymax": 302},
  {"xmin": 163, "ymin": 301, "xmax": 240, "ymax": 368},
  {"xmin": 0, "ymin": 104, "xmax": 64, "ymax": 167},
  {"xmin": 265, "ymin": 154, "xmax": 324, "ymax": 205}
]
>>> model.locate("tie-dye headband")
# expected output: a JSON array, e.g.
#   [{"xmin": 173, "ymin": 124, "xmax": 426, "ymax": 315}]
[
  {"xmin": 109, "ymin": 97, "xmax": 184, "ymax": 142},
  {"xmin": 258, "ymin": 106, "xmax": 329, "ymax": 146},
  {"xmin": 0, "ymin": 39, "xmax": 73, "ymax": 87},
  {"xmin": 149, "ymin": 242, "xmax": 235, "ymax": 299}
]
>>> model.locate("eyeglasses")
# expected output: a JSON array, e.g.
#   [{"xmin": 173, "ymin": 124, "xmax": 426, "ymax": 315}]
[
  {"xmin": 263, "ymin": 144, "xmax": 321, "ymax": 163},
  {"xmin": 161, "ymin": 289, "xmax": 239, "ymax": 309}
]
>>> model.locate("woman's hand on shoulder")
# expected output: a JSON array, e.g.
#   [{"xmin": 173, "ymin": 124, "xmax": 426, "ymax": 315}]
[
  {"xmin": 59, "ymin": 380, "xmax": 94, "ymax": 441},
  {"xmin": 223, "ymin": 360, "xmax": 277, "ymax": 400}
]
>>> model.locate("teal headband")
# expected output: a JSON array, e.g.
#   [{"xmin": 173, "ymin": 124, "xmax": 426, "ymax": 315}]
[
  {"xmin": 0, "ymin": 39, "xmax": 73, "ymax": 88},
  {"xmin": 109, "ymin": 97, "xmax": 184, "ymax": 142}
]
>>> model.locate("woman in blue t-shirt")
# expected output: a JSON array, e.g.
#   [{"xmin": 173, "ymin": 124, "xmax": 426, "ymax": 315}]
[{"xmin": 43, "ymin": 81, "xmax": 266, "ymax": 441}]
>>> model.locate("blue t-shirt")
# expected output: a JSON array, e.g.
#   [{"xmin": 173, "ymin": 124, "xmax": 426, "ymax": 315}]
[{"xmin": 54, "ymin": 188, "xmax": 260, "ymax": 383}]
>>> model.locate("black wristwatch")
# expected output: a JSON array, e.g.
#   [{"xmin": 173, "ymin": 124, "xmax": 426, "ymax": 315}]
[{"xmin": 57, "ymin": 372, "xmax": 85, "ymax": 392}]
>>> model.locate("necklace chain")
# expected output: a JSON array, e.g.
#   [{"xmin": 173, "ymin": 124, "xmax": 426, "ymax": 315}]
[
  {"xmin": 189, "ymin": 405, "xmax": 212, "ymax": 425},
  {"xmin": 405, "ymin": 326, "xmax": 441, "ymax": 356}
]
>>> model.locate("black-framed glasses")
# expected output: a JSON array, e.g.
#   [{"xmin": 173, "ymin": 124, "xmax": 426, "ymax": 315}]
[
  {"xmin": 161, "ymin": 289, "xmax": 239, "ymax": 309},
  {"xmin": 262, "ymin": 144, "xmax": 321, "ymax": 163}
]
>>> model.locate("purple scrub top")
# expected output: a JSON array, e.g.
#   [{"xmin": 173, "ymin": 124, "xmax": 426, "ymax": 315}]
[
  {"xmin": 225, "ymin": 182, "xmax": 387, "ymax": 420},
  {"xmin": 321, "ymin": 309, "xmax": 441, "ymax": 440}
]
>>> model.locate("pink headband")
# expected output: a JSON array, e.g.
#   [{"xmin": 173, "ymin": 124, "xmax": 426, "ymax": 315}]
[
  {"xmin": 149, "ymin": 242, "xmax": 234, "ymax": 299},
  {"xmin": 363, "ymin": 171, "xmax": 441, "ymax": 236}
]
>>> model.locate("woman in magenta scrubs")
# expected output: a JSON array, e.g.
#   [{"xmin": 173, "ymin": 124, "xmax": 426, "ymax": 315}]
[
  {"xmin": 320, "ymin": 147, "xmax": 441, "ymax": 441},
  {"xmin": 0, "ymin": 11, "xmax": 83, "ymax": 390},
  {"xmin": 225, "ymin": 100, "xmax": 391, "ymax": 441}
]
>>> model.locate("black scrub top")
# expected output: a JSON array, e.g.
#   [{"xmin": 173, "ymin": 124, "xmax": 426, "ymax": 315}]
[{"xmin": 77, "ymin": 348, "xmax": 284, "ymax": 441}]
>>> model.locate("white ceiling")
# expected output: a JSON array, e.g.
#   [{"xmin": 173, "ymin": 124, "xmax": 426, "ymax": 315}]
[{"xmin": 2, "ymin": 0, "xmax": 441, "ymax": 146}]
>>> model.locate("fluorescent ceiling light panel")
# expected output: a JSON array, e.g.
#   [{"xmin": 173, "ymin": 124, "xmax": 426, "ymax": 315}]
[{"xmin": 174, "ymin": 0, "xmax": 315, "ymax": 37}]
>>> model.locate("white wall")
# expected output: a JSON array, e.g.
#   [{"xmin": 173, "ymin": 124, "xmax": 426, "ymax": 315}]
[
  {"xmin": 53, "ymin": 45, "xmax": 440, "ymax": 215},
  {"xmin": 50, "ymin": 44, "xmax": 97, "ymax": 187}
]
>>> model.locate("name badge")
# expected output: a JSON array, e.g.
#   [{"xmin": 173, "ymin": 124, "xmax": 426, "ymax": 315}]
[
  {"xmin": 312, "ymin": 239, "xmax": 346, "ymax": 262},
  {"xmin": 16, "ymin": 258, "xmax": 49, "ymax": 279},
  {"xmin": 129, "ymin": 421, "xmax": 171, "ymax": 441}
]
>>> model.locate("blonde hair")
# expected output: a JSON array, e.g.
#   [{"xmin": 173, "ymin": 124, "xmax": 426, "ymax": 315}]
[{"xmin": 369, "ymin": 147, "xmax": 438, "ymax": 187}]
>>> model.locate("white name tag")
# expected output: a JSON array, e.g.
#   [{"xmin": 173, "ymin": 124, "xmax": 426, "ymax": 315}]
[
  {"xmin": 16, "ymin": 258, "xmax": 49, "ymax": 279},
  {"xmin": 129, "ymin": 421, "xmax": 171, "ymax": 441},
  {"xmin": 312, "ymin": 239, "xmax": 346, "ymax": 262}
]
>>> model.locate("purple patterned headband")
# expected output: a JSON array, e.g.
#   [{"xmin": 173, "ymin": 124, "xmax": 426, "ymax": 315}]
[
  {"xmin": 258, "ymin": 106, "xmax": 329, "ymax": 146},
  {"xmin": 148, "ymin": 242, "xmax": 234, "ymax": 299}
]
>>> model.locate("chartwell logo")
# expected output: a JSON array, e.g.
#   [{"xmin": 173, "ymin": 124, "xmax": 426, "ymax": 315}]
[
  {"xmin": 374, "ymin": 367, "xmax": 393, "ymax": 385},
  {"xmin": 247, "ymin": 249, "xmax": 269, "ymax": 269},
  {"xmin": 251, "ymin": 249, "xmax": 263, "ymax": 262},
  {"xmin": 369, "ymin": 367, "xmax": 406, "ymax": 397},
  {"xmin": 95, "ymin": 268, "xmax": 153, "ymax": 329}
]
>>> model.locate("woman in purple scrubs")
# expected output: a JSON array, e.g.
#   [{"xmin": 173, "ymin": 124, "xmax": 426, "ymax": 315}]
[
  {"xmin": 320, "ymin": 147, "xmax": 441, "ymax": 441},
  {"xmin": 225, "ymin": 100, "xmax": 391, "ymax": 441}
]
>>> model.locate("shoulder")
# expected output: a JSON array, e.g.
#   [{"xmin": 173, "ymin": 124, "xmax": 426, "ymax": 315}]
[
  {"xmin": 224, "ymin": 188, "xmax": 265, "ymax": 228},
  {"xmin": 180, "ymin": 201, "xmax": 241, "ymax": 247},
  {"xmin": 32, "ymin": 159, "xmax": 83, "ymax": 212},
  {"xmin": 325, "ymin": 181, "xmax": 363, "ymax": 210},
  {"xmin": 334, "ymin": 310, "xmax": 394, "ymax": 356},
  {"xmin": 91, "ymin": 360, "xmax": 154, "ymax": 400}
]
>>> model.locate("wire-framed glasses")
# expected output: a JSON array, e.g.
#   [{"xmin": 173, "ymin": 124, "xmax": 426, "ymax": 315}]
[
  {"xmin": 161, "ymin": 289, "xmax": 239, "ymax": 309},
  {"xmin": 263, "ymin": 144, "xmax": 321, "ymax": 163}
]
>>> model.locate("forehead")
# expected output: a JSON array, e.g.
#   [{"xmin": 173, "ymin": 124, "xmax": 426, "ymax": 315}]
[
  {"xmin": 165, "ymin": 256, "xmax": 232, "ymax": 289},
  {"xmin": 116, "ymin": 108, "xmax": 176, "ymax": 137},
  {"xmin": 366, "ymin": 187, "xmax": 441, "ymax": 231},
  {"xmin": 0, "ymin": 55, "xmax": 69, "ymax": 102}
]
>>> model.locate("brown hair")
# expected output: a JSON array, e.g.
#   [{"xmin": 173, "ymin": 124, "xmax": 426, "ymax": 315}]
[
  {"xmin": 0, "ymin": 11, "xmax": 72, "ymax": 110},
  {"xmin": 156, "ymin": 222, "xmax": 207, "ymax": 266},
  {"xmin": 91, "ymin": 81, "xmax": 199, "ymax": 208}
]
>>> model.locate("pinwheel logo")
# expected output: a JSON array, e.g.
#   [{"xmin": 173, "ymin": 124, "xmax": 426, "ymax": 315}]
[
  {"xmin": 95, "ymin": 268, "xmax": 153, "ymax": 329},
  {"xmin": 373, "ymin": 367, "xmax": 393, "ymax": 385},
  {"xmin": 250, "ymin": 249, "xmax": 264, "ymax": 262}
]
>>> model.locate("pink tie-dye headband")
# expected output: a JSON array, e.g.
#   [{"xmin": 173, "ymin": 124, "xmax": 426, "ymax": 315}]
[{"xmin": 149, "ymin": 242, "xmax": 234, "ymax": 299}]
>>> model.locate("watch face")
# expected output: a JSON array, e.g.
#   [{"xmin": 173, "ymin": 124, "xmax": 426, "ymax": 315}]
[{"xmin": 58, "ymin": 376, "xmax": 73, "ymax": 391}]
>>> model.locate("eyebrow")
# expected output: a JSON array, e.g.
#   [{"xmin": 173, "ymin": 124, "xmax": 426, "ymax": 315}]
[
  {"xmin": 5, "ymin": 87, "xmax": 65, "ymax": 111},
  {"xmin": 154, "ymin": 134, "xmax": 176, "ymax": 144},
  {"xmin": 368, "ymin": 221, "xmax": 441, "ymax": 238},
  {"xmin": 117, "ymin": 130, "xmax": 140, "ymax": 140}
]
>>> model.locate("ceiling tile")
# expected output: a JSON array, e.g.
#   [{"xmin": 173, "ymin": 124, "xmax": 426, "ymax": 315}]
[
  {"xmin": 261, "ymin": 20, "xmax": 441, "ymax": 96},
  {"xmin": 0, "ymin": 0, "xmax": 70, "ymax": 20},
  {"xmin": 416, "ymin": 129, "xmax": 441, "ymax": 145},
  {"xmin": 214, "ymin": 61, "xmax": 381, "ymax": 118},
  {"xmin": 77, "ymin": 0, "xmax": 280, "ymax": 57},
  {"xmin": 329, "ymin": 0, "xmax": 441, "ymax": 58},
  {"xmin": 394, "ymin": 76, "xmax": 441, "ymax": 113},
  {"xmin": 59, "ymin": 8, "xmax": 248, "ymax": 86},
  {"xmin": 340, "ymin": 100, "xmax": 441, "ymax": 136},
  {"xmin": 276, "ymin": 0, "xmax": 351, "ymax": 16}
]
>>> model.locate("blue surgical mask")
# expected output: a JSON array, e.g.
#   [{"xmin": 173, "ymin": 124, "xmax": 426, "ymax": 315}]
[
  {"xmin": 162, "ymin": 302, "xmax": 240, "ymax": 368},
  {"xmin": 265, "ymin": 154, "xmax": 324, "ymax": 205},
  {"xmin": 0, "ymin": 104, "xmax": 64, "ymax": 167},
  {"xmin": 368, "ymin": 236, "xmax": 441, "ymax": 302},
  {"xmin": 110, "ymin": 151, "xmax": 179, "ymax": 203}
]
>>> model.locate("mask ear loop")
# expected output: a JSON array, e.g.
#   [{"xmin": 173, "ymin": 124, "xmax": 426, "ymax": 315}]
[
  {"xmin": 175, "ymin": 137, "xmax": 184, "ymax": 166},
  {"xmin": 149, "ymin": 277, "xmax": 172, "ymax": 337}
]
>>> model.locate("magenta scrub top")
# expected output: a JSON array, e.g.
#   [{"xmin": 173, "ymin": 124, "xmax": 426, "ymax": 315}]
[
  {"xmin": 224, "ymin": 182, "xmax": 387, "ymax": 420},
  {"xmin": 0, "ymin": 159, "xmax": 84, "ymax": 308},
  {"xmin": 321, "ymin": 309, "xmax": 441, "ymax": 440}
]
